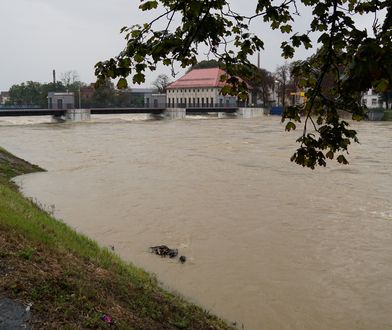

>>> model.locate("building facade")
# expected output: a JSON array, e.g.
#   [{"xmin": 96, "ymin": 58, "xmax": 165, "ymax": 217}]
[
  {"xmin": 144, "ymin": 93, "xmax": 166, "ymax": 108},
  {"xmin": 48, "ymin": 92, "xmax": 75, "ymax": 110},
  {"xmin": 362, "ymin": 89, "xmax": 385, "ymax": 108},
  {"xmin": 127, "ymin": 88, "xmax": 157, "ymax": 107},
  {"xmin": 166, "ymin": 68, "xmax": 247, "ymax": 108},
  {"xmin": 0, "ymin": 91, "xmax": 10, "ymax": 105},
  {"xmin": 80, "ymin": 84, "xmax": 95, "ymax": 103}
]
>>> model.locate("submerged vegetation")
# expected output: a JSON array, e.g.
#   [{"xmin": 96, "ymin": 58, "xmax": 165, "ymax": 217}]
[{"xmin": 0, "ymin": 147, "xmax": 232, "ymax": 329}]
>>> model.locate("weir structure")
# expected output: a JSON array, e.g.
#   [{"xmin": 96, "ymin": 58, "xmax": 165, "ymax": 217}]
[{"xmin": 0, "ymin": 107, "xmax": 266, "ymax": 121}]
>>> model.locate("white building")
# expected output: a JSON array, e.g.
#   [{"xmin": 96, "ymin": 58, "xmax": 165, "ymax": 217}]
[
  {"xmin": 48, "ymin": 92, "xmax": 75, "ymax": 110},
  {"xmin": 362, "ymin": 89, "xmax": 385, "ymax": 108},
  {"xmin": 166, "ymin": 67, "xmax": 248, "ymax": 108},
  {"xmin": 145, "ymin": 94, "xmax": 166, "ymax": 108}
]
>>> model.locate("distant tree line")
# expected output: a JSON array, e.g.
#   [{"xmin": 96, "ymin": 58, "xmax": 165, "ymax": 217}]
[
  {"xmin": 5, "ymin": 67, "xmax": 390, "ymax": 110},
  {"xmin": 4, "ymin": 71, "xmax": 168, "ymax": 108},
  {"xmin": 7, "ymin": 81, "xmax": 66, "ymax": 108},
  {"xmin": 6, "ymin": 71, "xmax": 84, "ymax": 108}
]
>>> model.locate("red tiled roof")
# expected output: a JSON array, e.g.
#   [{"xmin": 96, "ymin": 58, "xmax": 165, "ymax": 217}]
[{"xmin": 167, "ymin": 68, "xmax": 227, "ymax": 89}]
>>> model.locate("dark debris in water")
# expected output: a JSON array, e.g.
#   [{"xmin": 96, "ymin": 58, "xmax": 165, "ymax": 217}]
[{"xmin": 149, "ymin": 245, "xmax": 178, "ymax": 258}]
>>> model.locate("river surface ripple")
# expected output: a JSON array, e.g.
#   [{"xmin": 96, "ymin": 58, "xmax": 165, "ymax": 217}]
[{"xmin": 1, "ymin": 115, "xmax": 391, "ymax": 329}]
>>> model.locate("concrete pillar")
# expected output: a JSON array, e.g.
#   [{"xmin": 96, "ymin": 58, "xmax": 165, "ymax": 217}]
[
  {"xmin": 237, "ymin": 108, "xmax": 266, "ymax": 119},
  {"xmin": 65, "ymin": 109, "xmax": 91, "ymax": 121},
  {"xmin": 165, "ymin": 108, "xmax": 186, "ymax": 120},
  {"xmin": 218, "ymin": 112, "xmax": 237, "ymax": 119}
]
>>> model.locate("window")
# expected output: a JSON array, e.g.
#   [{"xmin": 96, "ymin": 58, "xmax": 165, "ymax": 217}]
[
  {"xmin": 371, "ymin": 98, "xmax": 377, "ymax": 105},
  {"xmin": 211, "ymin": 97, "xmax": 214, "ymax": 106},
  {"xmin": 363, "ymin": 99, "xmax": 367, "ymax": 105}
]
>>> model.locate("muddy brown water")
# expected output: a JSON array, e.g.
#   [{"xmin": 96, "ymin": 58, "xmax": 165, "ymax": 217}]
[{"xmin": 1, "ymin": 115, "xmax": 391, "ymax": 329}]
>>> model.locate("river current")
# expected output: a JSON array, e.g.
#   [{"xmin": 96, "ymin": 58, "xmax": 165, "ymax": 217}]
[{"xmin": 0, "ymin": 115, "xmax": 391, "ymax": 329}]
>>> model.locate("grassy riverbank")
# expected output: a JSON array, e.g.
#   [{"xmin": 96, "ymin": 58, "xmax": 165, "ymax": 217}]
[{"xmin": 0, "ymin": 147, "xmax": 232, "ymax": 329}]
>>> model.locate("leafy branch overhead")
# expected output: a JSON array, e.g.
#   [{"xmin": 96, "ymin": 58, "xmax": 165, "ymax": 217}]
[{"xmin": 95, "ymin": 0, "xmax": 392, "ymax": 169}]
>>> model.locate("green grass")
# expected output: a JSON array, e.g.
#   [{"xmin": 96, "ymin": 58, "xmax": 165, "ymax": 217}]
[{"xmin": 0, "ymin": 147, "xmax": 233, "ymax": 329}]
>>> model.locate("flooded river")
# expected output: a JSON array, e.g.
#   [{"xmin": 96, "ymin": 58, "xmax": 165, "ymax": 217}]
[{"xmin": 0, "ymin": 115, "xmax": 391, "ymax": 329}]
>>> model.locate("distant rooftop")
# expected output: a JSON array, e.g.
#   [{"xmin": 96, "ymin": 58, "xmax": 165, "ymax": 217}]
[{"xmin": 167, "ymin": 68, "xmax": 227, "ymax": 89}]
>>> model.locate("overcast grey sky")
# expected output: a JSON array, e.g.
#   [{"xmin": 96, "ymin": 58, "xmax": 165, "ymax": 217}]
[{"xmin": 0, "ymin": 0, "xmax": 381, "ymax": 91}]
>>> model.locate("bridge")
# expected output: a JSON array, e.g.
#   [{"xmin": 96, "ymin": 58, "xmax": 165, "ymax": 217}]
[
  {"xmin": 0, "ymin": 107, "xmax": 165, "ymax": 117},
  {"xmin": 0, "ymin": 106, "xmax": 263, "ymax": 120}
]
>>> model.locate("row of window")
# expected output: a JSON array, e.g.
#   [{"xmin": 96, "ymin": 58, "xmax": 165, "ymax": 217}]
[
  {"xmin": 168, "ymin": 97, "xmax": 214, "ymax": 106},
  {"xmin": 363, "ymin": 98, "xmax": 379, "ymax": 105},
  {"xmin": 167, "ymin": 97, "xmax": 231, "ymax": 107},
  {"xmin": 167, "ymin": 88, "xmax": 216, "ymax": 93}
]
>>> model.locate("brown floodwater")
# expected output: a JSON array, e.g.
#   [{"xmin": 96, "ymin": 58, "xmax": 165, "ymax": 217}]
[{"xmin": 0, "ymin": 115, "xmax": 391, "ymax": 329}]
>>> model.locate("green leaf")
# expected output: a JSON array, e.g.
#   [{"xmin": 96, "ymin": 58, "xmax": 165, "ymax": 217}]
[
  {"xmin": 280, "ymin": 25, "xmax": 292, "ymax": 34},
  {"xmin": 132, "ymin": 73, "xmax": 145, "ymax": 84},
  {"xmin": 117, "ymin": 78, "xmax": 128, "ymax": 89},
  {"xmin": 134, "ymin": 54, "xmax": 144, "ymax": 63},
  {"xmin": 326, "ymin": 150, "xmax": 334, "ymax": 159},
  {"xmin": 285, "ymin": 122, "xmax": 296, "ymax": 131},
  {"xmin": 139, "ymin": 1, "xmax": 158, "ymax": 11},
  {"xmin": 163, "ymin": 59, "xmax": 171, "ymax": 66},
  {"xmin": 220, "ymin": 85, "xmax": 232, "ymax": 95},
  {"xmin": 374, "ymin": 79, "xmax": 389, "ymax": 93},
  {"xmin": 131, "ymin": 30, "xmax": 142, "ymax": 38},
  {"xmin": 337, "ymin": 155, "xmax": 349, "ymax": 165}
]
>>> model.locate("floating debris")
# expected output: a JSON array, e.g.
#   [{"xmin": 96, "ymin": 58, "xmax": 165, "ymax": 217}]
[
  {"xmin": 150, "ymin": 245, "xmax": 178, "ymax": 258},
  {"xmin": 179, "ymin": 256, "xmax": 187, "ymax": 263}
]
